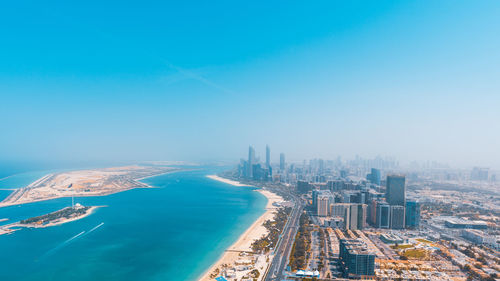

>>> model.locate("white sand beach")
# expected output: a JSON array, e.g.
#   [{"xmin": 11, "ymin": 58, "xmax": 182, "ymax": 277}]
[
  {"xmin": 199, "ymin": 175, "xmax": 283, "ymax": 281},
  {"xmin": 206, "ymin": 175, "xmax": 252, "ymax": 187}
]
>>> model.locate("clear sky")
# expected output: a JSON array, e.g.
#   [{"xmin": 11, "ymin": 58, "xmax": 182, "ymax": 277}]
[{"xmin": 1, "ymin": 1, "xmax": 500, "ymax": 168}]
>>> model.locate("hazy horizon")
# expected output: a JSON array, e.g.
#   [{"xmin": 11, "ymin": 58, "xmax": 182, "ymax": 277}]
[{"xmin": 2, "ymin": 1, "xmax": 500, "ymax": 169}]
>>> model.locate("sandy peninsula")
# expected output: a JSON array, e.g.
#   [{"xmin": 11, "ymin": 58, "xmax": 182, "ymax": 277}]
[
  {"xmin": 199, "ymin": 175, "xmax": 283, "ymax": 281},
  {"xmin": 0, "ymin": 165, "xmax": 177, "ymax": 208}
]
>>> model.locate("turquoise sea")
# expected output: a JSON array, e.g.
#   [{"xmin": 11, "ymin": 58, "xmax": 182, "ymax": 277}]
[{"xmin": 0, "ymin": 167, "xmax": 266, "ymax": 281}]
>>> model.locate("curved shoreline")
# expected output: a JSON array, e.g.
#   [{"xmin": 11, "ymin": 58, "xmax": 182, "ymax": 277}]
[
  {"xmin": 198, "ymin": 175, "xmax": 282, "ymax": 281},
  {"xmin": 0, "ymin": 166, "xmax": 181, "ymax": 209}
]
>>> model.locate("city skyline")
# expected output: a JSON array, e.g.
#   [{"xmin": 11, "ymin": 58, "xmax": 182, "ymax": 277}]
[
  {"xmin": 225, "ymin": 142, "xmax": 499, "ymax": 280},
  {"xmin": 235, "ymin": 145, "xmax": 499, "ymax": 172}
]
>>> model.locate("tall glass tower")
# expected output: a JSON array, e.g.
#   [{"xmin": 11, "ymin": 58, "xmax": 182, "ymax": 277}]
[
  {"xmin": 265, "ymin": 145, "xmax": 270, "ymax": 168},
  {"xmin": 386, "ymin": 175, "xmax": 405, "ymax": 206},
  {"xmin": 248, "ymin": 146, "xmax": 255, "ymax": 178}
]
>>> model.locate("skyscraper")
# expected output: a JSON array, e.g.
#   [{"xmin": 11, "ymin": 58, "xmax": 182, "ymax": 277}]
[
  {"xmin": 265, "ymin": 145, "xmax": 270, "ymax": 168},
  {"xmin": 248, "ymin": 146, "xmax": 255, "ymax": 178},
  {"xmin": 279, "ymin": 153, "xmax": 285, "ymax": 171},
  {"xmin": 386, "ymin": 175, "xmax": 405, "ymax": 206},
  {"xmin": 405, "ymin": 201, "xmax": 421, "ymax": 228}
]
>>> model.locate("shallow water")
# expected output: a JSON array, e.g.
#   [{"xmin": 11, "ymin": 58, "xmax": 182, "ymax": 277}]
[{"xmin": 0, "ymin": 167, "xmax": 265, "ymax": 281}]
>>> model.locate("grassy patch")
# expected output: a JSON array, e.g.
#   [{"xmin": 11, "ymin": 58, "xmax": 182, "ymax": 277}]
[
  {"xmin": 391, "ymin": 244, "xmax": 414, "ymax": 249},
  {"xmin": 416, "ymin": 238, "xmax": 432, "ymax": 244},
  {"xmin": 401, "ymin": 249, "xmax": 428, "ymax": 260}
]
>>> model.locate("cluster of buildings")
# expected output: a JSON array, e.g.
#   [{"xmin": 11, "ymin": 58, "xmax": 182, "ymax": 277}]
[
  {"xmin": 309, "ymin": 174, "xmax": 420, "ymax": 232},
  {"xmin": 304, "ymin": 173, "xmax": 423, "ymax": 279},
  {"xmin": 232, "ymin": 146, "xmax": 500, "ymax": 280},
  {"xmin": 237, "ymin": 145, "xmax": 286, "ymax": 182},
  {"xmin": 470, "ymin": 166, "xmax": 490, "ymax": 181},
  {"xmin": 238, "ymin": 146, "xmax": 406, "ymax": 187}
]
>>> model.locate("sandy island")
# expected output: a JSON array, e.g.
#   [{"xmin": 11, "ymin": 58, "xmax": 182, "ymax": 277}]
[
  {"xmin": 22, "ymin": 206, "xmax": 101, "ymax": 228},
  {"xmin": 0, "ymin": 205, "xmax": 101, "ymax": 236},
  {"xmin": 198, "ymin": 175, "xmax": 283, "ymax": 281},
  {"xmin": 0, "ymin": 165, "xmax": 177, "ymax": 208}
]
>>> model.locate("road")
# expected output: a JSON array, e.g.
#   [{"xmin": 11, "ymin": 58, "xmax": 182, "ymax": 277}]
[
  {"xmin": 307, "ymin": 229, "xmax": 320, "ymax": 270},
  {"xmin": 264, "ymin": 193, "xmax": 303, "ymax": 281}
]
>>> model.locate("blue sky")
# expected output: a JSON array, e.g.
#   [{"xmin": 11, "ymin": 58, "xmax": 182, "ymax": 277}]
[{"xmin": 1, "ymin": 1, "xmax": 500, "ymax": 168}]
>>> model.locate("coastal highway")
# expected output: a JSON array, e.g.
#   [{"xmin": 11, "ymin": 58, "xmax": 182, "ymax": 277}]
[{"xmin": 264, "ymin": 193, "xmax": 303, "ymax": 281}]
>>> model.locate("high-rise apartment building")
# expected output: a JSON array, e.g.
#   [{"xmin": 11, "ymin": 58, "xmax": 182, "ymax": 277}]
[
  {"xmin": 330, "ymin": 203, "xmax": 351, "ymax": 217},
  {"xmin": 317, "ymin": 194, "xmax": 330, "ymax": 217},
  {"xmin": 344, "ymin": 204, "xmax": 367, "ymax": 230}
]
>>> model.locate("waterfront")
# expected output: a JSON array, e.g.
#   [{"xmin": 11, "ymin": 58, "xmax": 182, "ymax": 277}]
[
  {"xmin": 199, "ymin": 176, "xmax": 283, "ymax": 281},
  {"xmin": 0, "ymin": 167, "xmax": 267, "ymax": 281}
]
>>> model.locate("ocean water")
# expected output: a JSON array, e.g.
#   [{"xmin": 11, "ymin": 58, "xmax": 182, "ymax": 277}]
[{"xmin": 0, "ymin": 167, "xmax": 266, "ymax": 281}]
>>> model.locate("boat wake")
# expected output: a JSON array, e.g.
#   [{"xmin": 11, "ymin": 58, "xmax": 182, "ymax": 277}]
[
  {"xmin": 38, "ymin": 222, "xmax": 104, "ymax": 260},
  {"xmin": 82, "ymin": 222, "xmax": 104, "ymax": 237}
]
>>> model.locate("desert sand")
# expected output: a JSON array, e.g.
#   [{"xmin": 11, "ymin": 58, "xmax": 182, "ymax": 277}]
[{"xmin": 0, "ymin": 166, "xmax": 176, "ymax": 208}]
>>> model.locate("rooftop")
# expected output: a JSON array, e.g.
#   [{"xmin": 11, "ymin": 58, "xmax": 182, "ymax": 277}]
[{"xmin": 341, "ymin": 238, "xmax": 375, "ymax": 255}]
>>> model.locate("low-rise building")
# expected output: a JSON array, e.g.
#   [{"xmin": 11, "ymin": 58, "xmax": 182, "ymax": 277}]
[
  {"xmin": 461, "ymin": 229, "xmax": 498, "ymax": 248},
  {"xmin": 444, "ymin": 218, "xmax": 488, "ymax": 229}
]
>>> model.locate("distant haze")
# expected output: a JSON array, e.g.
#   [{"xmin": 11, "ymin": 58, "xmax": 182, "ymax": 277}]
[{"xmin": 1, "ymin": 1, "xmax": 500, "ymax": 169}]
